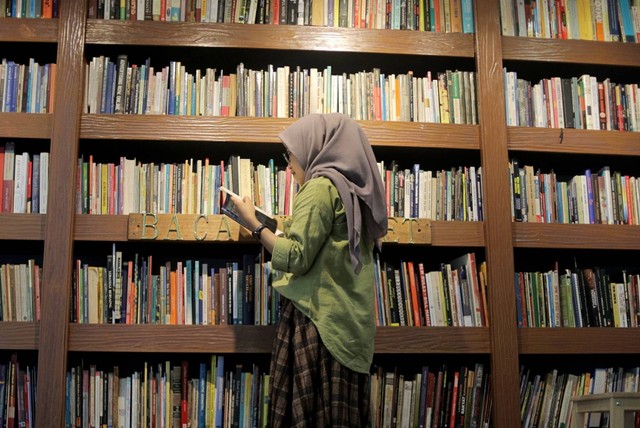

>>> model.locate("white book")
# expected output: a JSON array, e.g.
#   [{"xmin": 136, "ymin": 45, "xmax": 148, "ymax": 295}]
[{"xmin": 12, "ymin": 152, "xmax": 29, "ymax": 213}]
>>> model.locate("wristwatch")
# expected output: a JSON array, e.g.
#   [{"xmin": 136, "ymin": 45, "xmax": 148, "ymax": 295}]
[{"xmin": 252, "ymin": 224, "xmax": 267, "ymax": 240}]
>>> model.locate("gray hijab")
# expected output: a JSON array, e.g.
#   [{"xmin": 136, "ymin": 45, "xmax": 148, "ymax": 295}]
[{"xmin": 279, "ymin": 113, "xmax": 388, "ymax": 273}]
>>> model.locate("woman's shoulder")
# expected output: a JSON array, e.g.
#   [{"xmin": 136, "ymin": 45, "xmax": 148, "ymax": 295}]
[{"xmin": 300, "ymin": 176, "xmax": 338, "ymax": 194}]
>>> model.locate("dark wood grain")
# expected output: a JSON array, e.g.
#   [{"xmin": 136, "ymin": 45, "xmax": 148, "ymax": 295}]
[
  {"xmin": 80, "ymin": 115, "xmax": 480, "ymax": 149},
  {"xmin": 0, "ymin": 214, "xmax": 45, "ymax": 240},
  {"xmin": 35, "ymin": 2, "xmax": 87, "ymax": 427},
  {"xmin": 0, "ymin": 113, "xmax": 52, "ymax": 139},
  {"xmin": 519, "ymin": 328, "xmax": 640, "ymax": 354},
  {"xmin": 0, "ymin": 322, "xmax": 39, "ymax": 349},
  {"xmin": 502, "ymin": 36, "xmax": 640, "ymax": 67},
  {"xmin": 475, "ymin": 1, "xmax": 522, "ymax": 426},
  {"xmin": 508, "ymin": 127, "xmax": 640, "ymax": 155},
  {"xmin": 68, "ymin": 324, "xmax": 490, "ymax": 354},
  {"xmin": 0, "ymin": 18, "xmax": 58, "ymax": 42},
  {"xmin": 513, "ymin": 223, "xmax": 640, "ymax": 249},
  {"xmin": 86, "ymin": 20, "xmax": 475, "ymax": 57}
]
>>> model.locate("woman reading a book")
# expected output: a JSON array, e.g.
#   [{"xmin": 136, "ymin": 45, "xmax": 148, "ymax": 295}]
[{"xmin": 228, "ymin": 112, "xmax": 387, "ymax": 427}]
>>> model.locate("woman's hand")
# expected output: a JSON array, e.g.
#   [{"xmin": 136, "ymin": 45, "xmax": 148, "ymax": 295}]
[{"xmin": 231, "ymin": 195, "xmax": 262, "ymax": 231}]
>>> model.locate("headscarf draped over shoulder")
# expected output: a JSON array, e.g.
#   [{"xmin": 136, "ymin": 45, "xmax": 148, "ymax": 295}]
[{"xmin": 279, "ymin": 113, "xmax": 388, "ymax": 273}]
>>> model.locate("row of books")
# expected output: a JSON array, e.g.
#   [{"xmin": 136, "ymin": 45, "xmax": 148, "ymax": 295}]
[
  {"xmin": 504, "ymin": 72, "xmax": 639, "ymax": 132},
  {"xmin": 75, "ymin": 155, "xmax": 297, "ymax": 216},
  {"xmin": 1, "ymin": 142, "xmax": 49, "ymax": 214},
  {"xmin": 374, "ymin": 252, "xmax": 488, "ymax": 327},
  {"xmin": 1, "ymin": 0, "xmax": 56, "ymax": 18},
  {"xmin": 515, "ymin": 264, "xmax": 640, "ymax": 328},
  {"xmin": 520, "ymin": 366, "xmax": 640, "ymax": 428},
  {"xmin": 87, "ymin": 0, "xmax": 475, "ymax": 33},
  {"xmin": 65, "ymin": 356, "xmax": 269, "ymax": 428},
  {"xmin": 0, "ymin": 58, "xmax": 56, "ymax": 114},
  {"xmin": 370, "ymin": 363, "xmax": 490, "ymax": 428},
  {"xmin": 500, "ymin": 0, "xmax": 640, "ymax": 43},
  {"xmin": 0, "ymin": 354, "xmax": 36, "ymax": 428},
  {"xmin": 382, "ymin": 161, "xmax": 483, "ymax": 221},
  {"xmin": 510, "ymin": 161, "xmax": 640, "ymax": 225},
  {"xmin": 71, "ymin": 249, "xmax": 279, "ymax": 326},
  {"xmin": 83, "ymin": 55, "xmax": 479, "ymax": 124},
  {"xmin": 75, "ymin": 153, "xmax": 485, "ymax": 224},
  {"xmin": 0, "ymin": 260, "xmax": 41, "ymax": 322}
]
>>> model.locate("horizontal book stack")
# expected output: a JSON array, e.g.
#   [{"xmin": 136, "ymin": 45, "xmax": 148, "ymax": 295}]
[
  {"xmin": 0, "ymin": 59, "xmax": 56, "ymax": 113},
  {"xmin": 71, "ymin": 247, "xmax": 278, "ymax": 326},
  {"xmin": 500, "ymin": 0, "xmax": 640, "ymax": 42},
  {"xmin": 519, "ymin": 366, "xmax": 640, "ymax": 428},
  {"xmin": 84, "ymin": 56, "xmax": 478, "ymax": 124},
  {"xmin": 374, "ymin": 252, "xmax": 488, "ymax": 327},
  {"xmin": 1, "ymin": 0, "xmax": 56, "ymax": 18},
  {"xmin": 65, "ymin": 356, "xmax": 269, "ymax": 428},
  {"xmin": 0, "ymin": 259, "xmax": 42, "ymax": 322},
  {"xmin": 510, "ymin": 160, "xmax": 640, "ymax": 225},
  {"xmin": 1, "ymin": 142, "xmax": 49, "ymax": 214},
  {"xmin": 504, "ymin": 71, "xmax": 639, "ymax": 131},
  {"xmin": 371, "ymin": 363, "xmax": 490, "ymax": 428},
  {"xmin": 0, "ymin": 354, "xmax": 36, "ymax": 428},
  {"xmin": 515, "ymin": 263, "xmax": 640, "ymax": 328},
  {"xmin": 88, "ymin": 0, "xmax": 475, "ymax": 33}
]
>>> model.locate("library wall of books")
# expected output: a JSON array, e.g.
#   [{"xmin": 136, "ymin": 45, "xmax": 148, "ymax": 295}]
[{"xmin": 1, "ymin": 0, "xmax": 639, "ymax": 427}]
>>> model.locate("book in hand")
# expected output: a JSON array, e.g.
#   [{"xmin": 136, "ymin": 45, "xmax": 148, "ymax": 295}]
[{"xmin": 219, "ymin": 186, "xmax": 278, "ymax": 234}]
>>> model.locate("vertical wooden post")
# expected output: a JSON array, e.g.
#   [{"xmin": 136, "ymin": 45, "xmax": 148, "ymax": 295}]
[
  {"xmin": 474, "ymin": 1, "xmax": 522, "ymax": 426},
  {"xmin": 36, "ymin": 2, "xmax": 87, "ymax": 427}
]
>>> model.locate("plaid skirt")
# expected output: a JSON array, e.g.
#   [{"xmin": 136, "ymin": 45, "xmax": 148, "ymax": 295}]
[{"xmin": 268, "ymin": 298, "xmax": 371, "ymax": 428}]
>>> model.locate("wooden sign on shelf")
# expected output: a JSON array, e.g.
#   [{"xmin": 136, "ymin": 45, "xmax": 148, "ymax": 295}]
[{"xmin": 127, "ymin": 214, "xmax": 431, "ymax": 244}]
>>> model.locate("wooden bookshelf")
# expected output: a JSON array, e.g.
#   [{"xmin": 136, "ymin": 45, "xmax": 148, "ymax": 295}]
[
  {"xmin": 519, "ymin": 328, "xmax": 640, "ymax": 354},
  {"xmin": 0, "ymin": 214, "xmax": 46, "ymax": 240},
  {"xmin": 513, "ymin": 223, "xmax": 640, "ymax": 249},
  {"xmin": 0, "ymin": 322, "xmax": 39, "ymax": 350},
  {"xmin": 85, "ymin": 20, "xmax": 475, "ymax": 56},
  {"xmin": 0, "ymin": 113, "xmax": 52, "ymax": 139},
  {"xmin": 0, "ymin": 18, "xmax": 58, "ymax": 42},
  {"xmin": 2, "ymin": 0, "xmax": 637, "ymax": 427},
  {"xmin": 68, "ymin": 325, "xmax": 490, "ymax": 354}
]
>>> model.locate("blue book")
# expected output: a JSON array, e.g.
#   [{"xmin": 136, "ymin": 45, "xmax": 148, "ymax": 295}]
[
  {"xmin": 186, "ymin": 259, "xmax": 193, "ymax": 324},
  {"xmin": 461, "ymin": 0, "xmax": 474, "ymax": 33},
  {"xmin": 607, "ymin": 0, "xmax": 621, "ymax": 41},
  {"xmin": 617, "ymin": 0, "xmax": 636, "ymax": 42},
  {"xmin": 197, "ymin": 363, "xmax": 207, "ymax": 428},
  {"xmin": 214, "ymin": 356, "xmax": 225, "ymax": 428}
]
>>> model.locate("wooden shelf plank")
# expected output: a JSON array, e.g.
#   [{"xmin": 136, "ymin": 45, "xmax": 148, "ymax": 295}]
[
  {"xmin": 0, "ymin": 18, "xmax": 58, "ymax": 42},
  {"xmin": 513, "ymin": 223, "xmax": 640, "ymax": 249},
  {"xmin": 0, "ymin": 322, "xmax": 39, "ymax": 350},
  {"xmin": 79, "ymin": 115, "xmax": 480, "ymax": 149},
  {"xmin": 502, "ymin": 36, "xmax": 640, "ymax": 67},
  {"xmin": 73, "ymin": 215, "xmax": 484, "ymax": 246},
  {"xmin": 375, "ymin": 327, "xmax": 490, "ymax": 353},
  {"xmin": 85, "ymin": 21, "xmax": 475, "ymax": 57},
  {"xmin": 508, "ymin": 127, "xmax": 640, "ymax": 156},
  {"xmin": 519, "ymin": 328, "xmax": 640, "ymax": 354},
  {"xmin": 0, "ymin": 214, "xmax": 45, "ymax": 240},
  {"xmin": 0, "ymin": 113, "xmax": 52, "ymax": 139},
  {"xmin": 68, "ymin": 324, "xmax": 489, "ymax": 353}
]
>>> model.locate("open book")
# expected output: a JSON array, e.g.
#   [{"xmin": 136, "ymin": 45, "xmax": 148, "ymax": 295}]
[{"xmin": 219, "ymin": 186, "xmax": 278, "ymax": 233}]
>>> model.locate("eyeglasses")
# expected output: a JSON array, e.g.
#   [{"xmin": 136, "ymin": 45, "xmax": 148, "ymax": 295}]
[{"xmin": 282, "ymin": 151, "xmax": 291, "ymax": 164}]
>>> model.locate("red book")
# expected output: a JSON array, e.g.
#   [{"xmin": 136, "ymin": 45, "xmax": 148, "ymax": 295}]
[
  {"xmin": 448, "ymin": 371, "xmax": 460, "ymax": 428},
  {"xmin": 181, "ymin": 360, "xmax": 189, "ymax": 428}
]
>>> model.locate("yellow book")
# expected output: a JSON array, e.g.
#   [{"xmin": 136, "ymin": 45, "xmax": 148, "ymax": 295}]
[{"xmin": 576, "ymin": 0, "xmax": 595, "ymax": 40}]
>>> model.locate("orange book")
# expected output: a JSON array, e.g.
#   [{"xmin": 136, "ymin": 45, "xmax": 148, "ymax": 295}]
[
  {"xmin": 48, "ymin": 64, "xmax": 56, "ymax": 113},
  {"xmin": 406, "ymin": 261, "xmax": 422, "ymax": 326},
  {"xmin": 42, "ymin": 0, "xmax": 53, "ymax": 18},
  {"xmin": 170, "ymin": 270, "xmax": 178, "ymax": 324}
]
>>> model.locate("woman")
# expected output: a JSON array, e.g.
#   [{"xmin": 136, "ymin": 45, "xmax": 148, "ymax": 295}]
[{"xmin": 229, "ymin": 113, "xmax": 387, "ymax": 427}]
